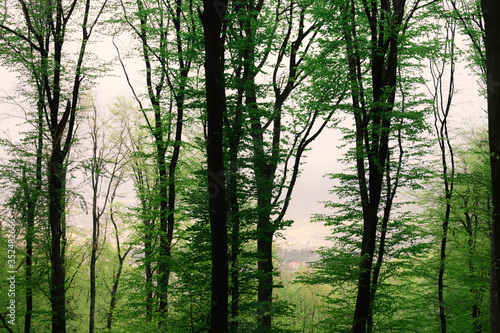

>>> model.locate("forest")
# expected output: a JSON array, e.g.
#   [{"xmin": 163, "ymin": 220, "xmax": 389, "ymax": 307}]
[{"xmin": 0, "ymin": 0, "xmax": 499, "ymax": 332}]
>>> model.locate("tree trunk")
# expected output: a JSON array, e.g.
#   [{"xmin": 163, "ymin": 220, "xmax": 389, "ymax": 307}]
[
  {"xmin": 49, "ymin": 146, "xmax": 67, "ymax": 333},
  {"xmin": 106, "ymin": 252, "xmax": 128, "ymax": 331},
  {"xmin": 349, "ymin": 1, "xmax": 405, "ymax": 331},
  {"xmin": 89, "ymin": 198, "xmax": 99, "ymax": 333},
  {"xmin": 162, "ymin": 0, "xmax": 190, "ymax": 316},
  {"xmin": 438, "ymin": 204, "xmax": 451, "ymax": 333},
  {"xmin": 247, "ymin": 38, "xmax": 275, "ymax": 329},
  {"xmin": 24, "ymin": 95, "xmax": 43, "ymax": 333},
  {"xmin": 144, "ymin": 220, "xmax": 154, "ymax": 322},
  {"xmin": 201, "ymin": 0, "xmax": 229, "ymax": 331},
  {"xmin": 23, "ymin": 170, "xmax": 35, "ymax": 333},
  {"xmin": 466, "ymin": 214, "xmax": 482, "ymax": 333},
  {"xmin": 134, "ymin": 0, "xmax": 172, "ymax": 319},
  {"xmin": 228, "ymin": 50, "xmax": 244, "ymax": 333},
  {"xmin": 482, "ymin": 1, "xmax": 500, "ymax": 331},
  {"xmin": 106, "ymin": 206, "xmax": 131, "ymax": 331}
]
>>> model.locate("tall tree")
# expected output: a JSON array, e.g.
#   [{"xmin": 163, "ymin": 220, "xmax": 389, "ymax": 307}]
[
  {"xmin": 427, "ymin": 15, "xmax": 457, "ymax": 332},
  {"xmin": 0, "ymin": 0, "xmax": 107, "ymax": 331},
  {"xmin": 331, "ymin": 1, "xmax": 434, "ymax": 331},
  {"xmin": 81, "ymin": 95, "xmax": 129, "ymax": 333},
  {"xmin": 0, "ymin": 134, "xmax": 46, "ymax": 332},
  {"xmin": 481, "ymin": 0, "xmax": 500, "ymax": 331},
  {"xmin": 200, "ymin": 0, "xmax": 229, "ymax": 331},
  {"xmin": 115, "ymin": 1, "xmax": 197, "ymax": 324},
  {"xmin": 342, "ymin": 1, "xmax": 403, "ymax": 331},
  {"xmin": 234, "ymin": 1, "xmax": 335, "ymax": 328}
]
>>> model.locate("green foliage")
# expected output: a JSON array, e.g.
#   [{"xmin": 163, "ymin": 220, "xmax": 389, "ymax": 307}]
[{"xmin": 0, "ymin": 0, "xmax": 494, "ymax": 332}]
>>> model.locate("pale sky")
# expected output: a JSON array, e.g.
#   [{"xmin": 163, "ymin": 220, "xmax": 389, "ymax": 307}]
[{"xmin": 0, "ymin": 31, "xmax": 487, "ymax": 251}]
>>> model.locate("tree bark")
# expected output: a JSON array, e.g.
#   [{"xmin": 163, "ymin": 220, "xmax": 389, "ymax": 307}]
[
  {"xmin": 107, "ymin": 201, "xmax": 132, "ymax": 331},
  {"xmin": 349, "ymin": 1, "xmax": 406, "ymax": 331},
  {"xmin": 0, "ymin": 0, "xmax": 104, "ymax": 331},
  {"xmin": 49, "ymin": 140, "xmax": 67, "ymax": 333},
  {"xmin": 481, "ymin": 1, "xmax": 500, "ymax": 331},
  {"xmin": 201, "ymin": 1, "xmax": 229, "ymax": 331}
]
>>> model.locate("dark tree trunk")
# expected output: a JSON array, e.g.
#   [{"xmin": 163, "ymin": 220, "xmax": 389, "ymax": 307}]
[
  {"xmin": 107, "ymin": 203, "xmax": 132, "ymax": 331},
  {"xmin": 89, "ymin": 127, "xmax": 100, "ymax": 333},
  {"xmin": 106, "ymin": 251, "xmax": 128, "ymax": 330},
  {"xmin": 438, "ymin": 204, "xmax": 451, "ymax": 333},
  {"xmin": 227, "ymin": 39, "xmax": 244, "ymax": 333},
  {"xmin": 49, "ymin": 145, "xmax": 67, "ymax": 333},
  {"xmin": 48, "ymin": 98, "xmax": 72, "ymax": 333},
  {"xmin": 481, "ymin": 1, "xmax": 500, "ymax": 331},
  {"xmin": 367, "ymin": 146, "xmax": 403, "ymax": 333},
  {"xmin": 89, "ymin": 210, "xmax": 98, "ymax": 333},
  {"xmin": 465, "ymin": 211, "xmax": 482, "ymax": 333},
  {"xmin": 247, "ymin": 35, "xmax": 275, "ymax": 328},
  {"xmin": 156, "ymin": 133, "xmax": 169, "ymax": 316},
  {"xmin": 23, "ymin": 171, "xmax": 35, "ymax": 333},
  {"xmin": 144, "ymin": 230, "xmax": 154, "ymax": 322},
  {"xmin": 348, "ymin": 1, "xmax": 406, "ymax": 332},
  {"xmin": 201, "ymin": 1, "xmax": 229, "ymax": 331},
  {"xmin": 0, "ymin": 0, "xmax": 102, "ymax": 331},
  {"xmin": 134, "ymin": 0, "xmax": 170, "ymax": 319},
  {"xmin": 162, "ymin": 0, "xmax": 190, "ymax": 320}
]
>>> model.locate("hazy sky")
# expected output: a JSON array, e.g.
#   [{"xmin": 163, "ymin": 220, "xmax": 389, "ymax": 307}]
[{"xmin": 0, "ymin": 34, "xmax": 487, "ymax": 251}]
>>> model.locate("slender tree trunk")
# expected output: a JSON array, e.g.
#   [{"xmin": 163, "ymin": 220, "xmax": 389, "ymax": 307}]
[
  {"xmin": 350, "ymin": 1, "xmax": 405, "ymax": 330},
  {"xmin": 465, "ymin": 213, "xmax": 482, "ymax": 333},
  {"xmin": 23, "ymin": 170, "xmax": 35, "ymax": 333},
  {"xmin": 89, "ymin": 201, "xmax": 99, "ymax": 333},
  {"xmin": 24, "ymin": 95, "xmax": 43, "ymax": 333},
  {"xmin": 427, "ymin": 20, "xmax": 457, "ymax": 333},
  {"xmin": 89, "ymin": 128, "xmax": 99, "ymax": 333},
  {"xmin": 247, "ymin": 38, "xmax": 275, "ymax": 329},
  {"xmin": 201, "ymin": 1, "xmax": 229, "ymax": 331},
  {"xmin": 482, "ymin": 1, "xmax": 500, "ymax": 331},
  {"xmin": 226, "ymin": 5, "xmax": 251, "ymax": 329},
  {"xmin": 228, "ymin": 56, "xmax": 244, "ymax": 333},
  {"xmin": 49, "ymin": 147, "xmax": 67, "ymax": 333},
  {"xmin": 156, "ymin": 138, "xmax": 169, "ymax": 316},
  {"xmin": 106, "ymin": 253, "xmax": 128, "ymax": 330},
  {"xmin": 367, "ymin": 149, "xmax": 402, "ymax": 333},
  {"xmin": 438, "ymin": 204, "xmax": 451, "ymax": 333},
  {"xmin": 162, "ymin": 0, "xmax": 190, "ymax": 317},
  {"xmin": 145, "ymin": 229, "xmax": 154, "ymax": 322},
  {"xmin": 107, "ymin": 204, "xmax": 132, "ymax": 331},
  {"xmin": 134, "ymin": 0, "xmax": 171, "ymax": 319}
]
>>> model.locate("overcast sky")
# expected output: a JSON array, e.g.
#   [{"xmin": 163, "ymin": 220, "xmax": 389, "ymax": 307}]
[{"xmin": 0, "ymin": 34, "xmax": 487, "ymax": 251}]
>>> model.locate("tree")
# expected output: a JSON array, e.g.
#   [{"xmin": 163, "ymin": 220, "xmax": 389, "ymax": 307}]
[
  {"xmin": 230, "ymin": 1, "xmax": 343, "ymax": 328},
  {"xmin": 114, "ymin": 1, "xmax": 198, "ymax": 325},
  {"xmin": 450, "ymin": 130, "xmax": 491, "ymax": 332},
  {"xmin": 305, "ymin": 1, "xmax": 437, "ymax": 331},
  {"xmin": 0, "ymin": 134, "xmax": 47, "ymax": 332},
  {"xmin": 481, "ymin": 0, "xmax": 500, "ymax": 331},
  {"xmin": 427, "ymin": 12, "xmax": 457, "ymax": 332},
  {"xmin": 200, "ymin": 0, "xmax": 229, "ymax": 331},
  {"xmin": 0, "ymin": 0, "xmax": 107, "ymax": 331},
  {"xmin": 105, "ymin": 183, "xmax": 133, "ymax": 331},
  {"xmin": 334, "ymin": 1, "xmax": 422, "ymax": 331},
  {"xmin": 80, "ymin": 94, "xmax": 129, "ymax": 333}
]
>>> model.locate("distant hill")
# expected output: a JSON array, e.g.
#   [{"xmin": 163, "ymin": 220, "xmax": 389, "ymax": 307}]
[{"xmin": 280, "ymin": 247, "xmax": 320, "ymax": 265}]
